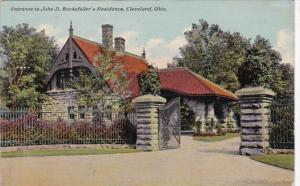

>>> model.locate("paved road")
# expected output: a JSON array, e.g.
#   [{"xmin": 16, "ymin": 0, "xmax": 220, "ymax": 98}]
[{"xmin": 0, "ymin": 136, "xmax": 294, "ymax": 186}]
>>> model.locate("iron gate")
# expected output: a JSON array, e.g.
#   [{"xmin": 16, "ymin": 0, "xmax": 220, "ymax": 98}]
[
  {"xmin": 269, "ymin": 99, "xmax": 294, "ymax": 149},
  {"xmin": 159, "ymin": 97, "xmax": 181, "ymax": 150}
]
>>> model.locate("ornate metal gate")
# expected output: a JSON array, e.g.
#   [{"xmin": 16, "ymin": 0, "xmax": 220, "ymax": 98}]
[
  {"xmin": 269, "ymin": 99, "xmax": 294, "ymax": 149},
  {"xmin": 159, "ymin": 97, "xmax": 181, "ymax": 150}
]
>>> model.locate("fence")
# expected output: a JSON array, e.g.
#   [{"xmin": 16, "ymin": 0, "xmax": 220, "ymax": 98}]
[
  {"xmin": 269, "ymin": 99, "xmax": 294, "ymax": 149},
  {"xmin": 0, "ymin": 110, "xmax": 136, "ymax": 147}
]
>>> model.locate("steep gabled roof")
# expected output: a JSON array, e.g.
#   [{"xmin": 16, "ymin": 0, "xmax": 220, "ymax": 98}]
[
  {"xmin": 54, "ymin": 35, "xmax": 236, "ymax": 100},
  {"xmin": 158, "ymin": 68, "xmax": 238, "ymax": 100},
  {"xmin": 72, "ymin": 36, "xmax": 148, "ymax": 74}
]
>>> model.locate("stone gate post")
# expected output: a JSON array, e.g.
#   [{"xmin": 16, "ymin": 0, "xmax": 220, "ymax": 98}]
[
  {"xmin": 235, "ymin": 87, "xmax": 275, "ymax": 155},
  {"xmin": 132, "ymin": 94, "xmax": 166, "ymax": 151}
]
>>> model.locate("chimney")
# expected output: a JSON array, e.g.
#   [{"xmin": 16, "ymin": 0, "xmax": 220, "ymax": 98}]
[
  {"xmin": 114, "ymin": 37, "xmax": 125, "ymax": 53},
  {"xmin": 102, "ymin": 24, "xmax": 113, "ymax": 49}
]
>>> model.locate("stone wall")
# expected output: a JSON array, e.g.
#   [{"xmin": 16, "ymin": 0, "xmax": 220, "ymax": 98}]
[
  {"xmin": 42, "ymin": 89, "xmax": 77, "ymax": 120},
  {"xmin": 236, "ymin": 86, "xmax": 275, "ymax": 156},
  {"xmin": 42, "ymin": 89, "xmax": 118, "ymax": 122}
]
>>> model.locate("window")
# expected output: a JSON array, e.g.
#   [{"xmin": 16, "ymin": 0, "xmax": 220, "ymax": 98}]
[
  {"xmin": 78, "ymin": 106, "xmax": 85, "ymax": 119},
  {"xmin": 68, "ymin": 106, "xmax": 76, "ymax": 120},
  {"xmin": 73, "ymin": 52, "xmax": 77, "ymax": 59},
  {"xmin": 61, "ymin": 73, "xmax": 65, "ymax": 90},
  {"xmin": 65, "ymin": 53, "xmax": 69, "ymax": 60}
]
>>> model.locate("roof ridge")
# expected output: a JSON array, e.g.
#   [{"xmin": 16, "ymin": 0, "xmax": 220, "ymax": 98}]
[
  {"xmin": 187, "ymin": 69, "xmax": 237, "ymax": 99},
  {"xmin": 124, "ymin": 51, "xmax": 146, "ymax": 61},
  {"xmin": 72, "ymin": 35, "xmax": 105, "ymax": 48},
  {"xmin": 73, "ymin": 35, "xmax": 147, "ymax": 63},
  {"xmin": 157, "ymin": 67, "xmax": 188, "ymax": 72}
]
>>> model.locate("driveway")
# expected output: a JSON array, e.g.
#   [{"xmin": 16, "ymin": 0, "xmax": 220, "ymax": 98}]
[{"xmin": 0, "ymin": 136, "xmax": 294, "ymax": 186}]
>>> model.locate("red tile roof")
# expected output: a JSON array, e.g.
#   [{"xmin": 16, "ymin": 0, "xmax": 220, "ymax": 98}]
[
  {"xmin": 158, "ymin": 68, "xmax": 238, "ymax": 100},
  {"xmin": 72, "ymin": 36, "xmax": 148, "ymax": 74},
  {"xmin": 71, "ymin": 36, "xmax": 236, "ymax": 100},
  {"xmin": 126, "ymin": 73, "xmax": 140, "ymax": 98}
]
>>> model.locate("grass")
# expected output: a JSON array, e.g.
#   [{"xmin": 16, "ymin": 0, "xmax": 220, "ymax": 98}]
[
  {"xmin": 193, "ymin": 132, "xmax": 240, "ymax": 142},
  {"xmin": 1, "ymin": 148, "xmax": 139, "ymax": 158},
  {"xmin": 251, "ymin": 154, "xmax": 294, "ymax": 170}
]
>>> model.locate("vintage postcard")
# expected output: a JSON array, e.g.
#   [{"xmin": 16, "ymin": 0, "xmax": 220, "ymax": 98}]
[{"xmin": 0, "ymin": 0, "xmax": 296, "ymax": 186}]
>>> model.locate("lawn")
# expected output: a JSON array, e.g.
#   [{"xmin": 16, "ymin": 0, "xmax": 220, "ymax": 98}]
[
  {"xmin": 193, "ymin": 132, "xmax": 240, "ymax": 142},
  {"xmin": 251, "ymin": 154, "xmax": 294, "ymax": 170},
  {"xmin": 1, "ymin": 148, "xmax": 139, "ymax": 158}
]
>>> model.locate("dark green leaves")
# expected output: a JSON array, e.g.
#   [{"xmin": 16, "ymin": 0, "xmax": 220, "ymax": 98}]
[
  {"xmin": 138, "ymin": 65, "xmax": 160, "ymax": 96},
  {"xmin": 0, "ymin": 23, "xmax": 58, "ymax": 109}
]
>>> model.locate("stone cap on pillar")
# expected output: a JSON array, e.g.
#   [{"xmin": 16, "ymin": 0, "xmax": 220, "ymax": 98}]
[
  {"xmin": 235, "ymin": 86, "xmax": 275, "ymax": 98},
  {"xmin": 132, "ymin": 94, "xmax": 166, "ymax": 104}
]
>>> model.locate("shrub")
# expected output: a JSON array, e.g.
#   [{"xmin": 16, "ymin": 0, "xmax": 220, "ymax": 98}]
[
  {"xmin": 180, "ymin": 103, "xmax": 195, "ymax": 131},
  {"xmin": 138, "ymin": 65, "xmax": 160, "ymax": 95},
  {"xmin": 0, "ymin": 112, "xmax": 136, "ymax": 147}
]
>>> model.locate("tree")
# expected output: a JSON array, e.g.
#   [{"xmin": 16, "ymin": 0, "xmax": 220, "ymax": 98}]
[
  {"xmin": 0, "ymin": 23, "xmax": 58, "ymax": 109},
  {"xmin": 175, "ymin": 19, "xmax": 250, "ymax": 92},
  {"xmin": 238, "ymin": 36, "xmax": 281, "ymax": 88},
  {"xmin": 138, "ymin": 65, "xmax": 160, "ymax": 95},
  {"xmin": 175, "ymin": 19, "xmax": 293, "ymax": 99},
  {"xmin": 72, "ymin": 49, "xmax": 128, "ymax": 111},
  {"xmin": 270, "ymin": 63, "xmax": 294, "ymax": 100}
]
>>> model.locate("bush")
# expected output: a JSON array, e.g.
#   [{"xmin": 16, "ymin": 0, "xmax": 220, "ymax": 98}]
[
  {"xmin": 0, "ymin": 113, "xmax": 136, "ymax": 147},
  {"xmin": 193, "ymin": 131, "xmax": 225, "ymax": 137},
  {"xmin": 138, "ymin": 65, "xmax": 160, "ymax": 95},
  {"xmin": 180, "ymin": 103, "xmax": 195, "ymax": 131}
]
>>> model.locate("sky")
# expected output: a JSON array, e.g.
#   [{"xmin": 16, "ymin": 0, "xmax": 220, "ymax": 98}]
[{"xmin": 0, "ymin": 0, "xmax": 294, "ymax": 68}]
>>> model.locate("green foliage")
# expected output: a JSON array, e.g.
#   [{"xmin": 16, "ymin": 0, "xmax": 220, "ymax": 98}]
[
  {"xmin": 72, "ymin": 49, "xmax": 128, "ymax": 110},
  {"xmin": 271, "ymin": 64, "xmax": 294, "ymax": 100},
  {"xmin": 193, "ymin": 132, "xmax": 239, "ymax": 142},
  {"xmin": 0, "ymin": 112, "xmax": 137, "ymax": 147},
  {"xmin": 0, "ymin": 23, "xmax": 58, "ymax": 109},
  {"xmin": 175, "ymin": 19, "xmax": 250, "ymax": 92},
  {"xmin": 1, "ymin": 148, "xmax": 139, "ymax": 158},
  {"xmin": 251, "ymin": 154, "xmax": 294, "ymax": 170},
  {"xmin": 180, "ymin": 103, "xmax": 195, "ymax": 130},
  {"xmin": 138, "ymin": 65, "xmax": 160, "ymax": 95},
  {"xmin": 239, "ymin": 36, "xmax": 281, "ymax": 88},
  {"xmin": 119, "ymin": 100, "xmax": 134, "ymax": 112},
  {"xmin": 175, "ymin": 19, "xmax": 292, "ymax": 99}
]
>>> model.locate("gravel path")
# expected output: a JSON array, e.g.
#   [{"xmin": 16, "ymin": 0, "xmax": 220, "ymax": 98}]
[{"xmin": 0, "ymin": 136, "xmax": 294, "ymax": 186}]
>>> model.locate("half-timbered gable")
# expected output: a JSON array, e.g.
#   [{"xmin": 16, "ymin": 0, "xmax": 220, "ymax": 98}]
[{"xmin": 42, "ymin": 23, "xmax": 238, "ymax": 132}]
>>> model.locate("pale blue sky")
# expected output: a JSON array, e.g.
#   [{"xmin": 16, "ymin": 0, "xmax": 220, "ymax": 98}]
[{"xmin": 0, "ymin": 0, "xmax": 294, "ymax": 67}]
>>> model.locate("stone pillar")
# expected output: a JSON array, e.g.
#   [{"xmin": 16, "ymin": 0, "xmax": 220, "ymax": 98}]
[
  {"xmin": 132, "ymin": 94, "xmax": 166, "ymax": 151},
  {"xmin": 235, "ymin": 86, "xmax": 275, "ymax": 156}
]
